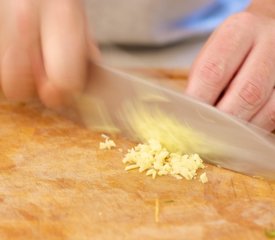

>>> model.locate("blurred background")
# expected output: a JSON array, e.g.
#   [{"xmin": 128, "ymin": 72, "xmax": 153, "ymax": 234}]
[{"xmin": 84, "ymin": 0, "xmax": 250, "ymax": 69}]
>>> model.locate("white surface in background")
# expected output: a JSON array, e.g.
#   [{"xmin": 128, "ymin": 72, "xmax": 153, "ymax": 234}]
[
  {"xmin": 85, "ymin": 0, "xmax": 214, "ymax": 45},
  {"xmin": 85, "ymin": 0, "xmax": 249, "ymax": 45},
  {"xmin": 100, "ymin": 36, "xmax": 208, "ymax": 68}
]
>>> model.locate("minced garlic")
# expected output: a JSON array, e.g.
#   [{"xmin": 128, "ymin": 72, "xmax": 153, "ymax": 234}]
[
  {"xmin": 123, "ymin": 139, "xmax": 205, "ymax": 181},
  {"xmin": 199, "ymin": 172, "xmax": 208, "ymax": 184},
  {"xmin": 99, "ymin": 134, "xmax": 116, "ymax": 150}
]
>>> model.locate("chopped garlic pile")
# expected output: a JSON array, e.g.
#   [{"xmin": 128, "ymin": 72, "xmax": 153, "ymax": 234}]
[
  {"xmin": 99, "ymin": 134, "xmax": 116, "ymax": 150},
  {"xmin": 123, "ymin": 139, "xmax": 207, "ymax": 181}
]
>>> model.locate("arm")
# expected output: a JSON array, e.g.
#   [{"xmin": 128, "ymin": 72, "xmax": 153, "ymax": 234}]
[{"xmin": 185, "ymin": 0, "xmax": 275, "ymax": 132}]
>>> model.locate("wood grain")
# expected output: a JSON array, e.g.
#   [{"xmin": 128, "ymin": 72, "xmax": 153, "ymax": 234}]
[{"xmin": 0, "ymin": 70, "xmax": 274, "ymax": 240}]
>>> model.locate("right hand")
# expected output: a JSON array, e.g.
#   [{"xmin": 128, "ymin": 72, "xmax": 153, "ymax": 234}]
[
  {"xmin": 0, "ymin": 0, "xmax": 99, "ymax": 108},
  {"xmin": 185, "ymin": 11, "xmax": 275, "ymax": 132}
]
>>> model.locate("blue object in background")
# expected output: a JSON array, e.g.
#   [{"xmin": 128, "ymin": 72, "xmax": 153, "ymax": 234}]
[{"xmin": 171, "ymin": 0, "xmax": 251, "ymax": 38}]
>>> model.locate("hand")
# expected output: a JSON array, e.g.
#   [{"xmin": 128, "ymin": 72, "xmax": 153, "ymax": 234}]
[
  {"xmin": 185, "ymin": 11, "xmax": 275, "ymax": 132},
  {"xmin": 0, "ymin": 0, "xmax": 99, "ymax": 108}
]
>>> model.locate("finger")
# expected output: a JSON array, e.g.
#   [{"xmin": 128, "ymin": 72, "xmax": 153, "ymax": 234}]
[
  {"xmin": 36, "ymin": 25, "xmax": 101, "ymax": 110},
  {"xmin": 38, "ymin": 80, "xmax": 71, "ymax": 109},
  {"xmin": 217, "ymin": 36, "xmax": 275, "ymax": 121},
  {"xmin": 88, "ymin": 33, "xmax": 101, "ymax": 63},
  {"xmin": 39, "ymin": 0, "xmax": 88, "ymax": 107},
  {"xmin": 185, "ymin": 13, "xmax": 255, "ymax": 104},
  {"xmin": 250, "ymin": 89, "xmax": 275, "ymax": 131},
  {"xmin": 2, "ymin": 46, "xmax": 36, "ymax": 101},
  {"xmin": 0, "ymin": 0, "xmax": 11, "ymax": 90},
  {"xmin": 1, "ymin": 0, "xmax": 38, "ymax": 101},
  {"xmin": 89, "ymin": 41, "xmax": 101, "ymax": 62},
  {"xmin": 31, "ymin": 43, "xmax": 69, "ymax": 109}
]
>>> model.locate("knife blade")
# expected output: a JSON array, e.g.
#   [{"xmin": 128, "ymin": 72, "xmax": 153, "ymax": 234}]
[{"xmin": 74, "ymin": 63, "xmax": 275, "ymax": 180}]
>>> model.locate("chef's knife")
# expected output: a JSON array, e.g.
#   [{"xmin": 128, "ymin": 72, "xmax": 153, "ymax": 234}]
[{"xmin": 74, "ymin": 63, "xmax": 275, "ymax": 180}]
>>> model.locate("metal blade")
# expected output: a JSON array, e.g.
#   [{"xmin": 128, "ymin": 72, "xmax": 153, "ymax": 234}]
[{"xmin": 75, "ymin": 63, "xmax": 275, "ymax": 180}]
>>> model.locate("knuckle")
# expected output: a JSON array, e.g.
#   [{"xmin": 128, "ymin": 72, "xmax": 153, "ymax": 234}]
[
  {"xmin": 238, "ymin": 80, "xmax": 265, "ymax": 110},
  {"xmin": 198, "ymin": 60, "xmax": 225, "ymax": 89}
]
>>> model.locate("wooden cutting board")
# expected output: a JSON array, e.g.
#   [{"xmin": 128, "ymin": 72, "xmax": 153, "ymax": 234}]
[{"xmin": 0, "ymin": 69, "xmax": 274, "ymax": 240}]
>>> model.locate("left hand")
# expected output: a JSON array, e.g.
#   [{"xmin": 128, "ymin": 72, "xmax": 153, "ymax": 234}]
[{"xmin": 0, "ymin": 0, "xmax": 99, "ymax": 109}]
